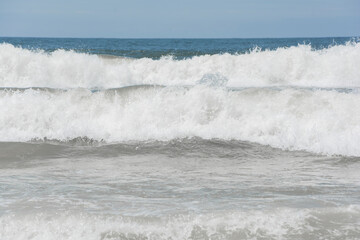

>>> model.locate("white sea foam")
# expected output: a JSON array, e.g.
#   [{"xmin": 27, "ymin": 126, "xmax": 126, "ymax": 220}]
[
  {"xmin": 0, "ymin": 42, "xmax": 360, "ymax": 89},
  {"xmin": 1, "ymin": 86, "xmax": 360, "ymax": 156},
  {"xmin": 1, "ymin": 207, "xmax": 359, "ymax": 240},
  {"xmin": 1, "ymin": 42, "xmax": 360, "ymax": 156}
]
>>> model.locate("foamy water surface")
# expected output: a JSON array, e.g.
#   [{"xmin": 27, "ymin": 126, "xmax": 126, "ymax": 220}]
[{"xmin": 0, "ymin": 37, "xmax": 359, "ymax": 239}]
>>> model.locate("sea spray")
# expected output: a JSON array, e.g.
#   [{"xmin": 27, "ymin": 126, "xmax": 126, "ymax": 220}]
[
  {"xmin": 1, "ymin": 86, "xmax": 360, "ymax": 156},
  {"xmin": 1, "ymin": 42, "xmax": 360, "ymax": 89}
]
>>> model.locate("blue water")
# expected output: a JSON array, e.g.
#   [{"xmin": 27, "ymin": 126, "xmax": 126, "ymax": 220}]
[{"xmin": 0, "ymin": 37, "xmax": 356, "ymax": 59}]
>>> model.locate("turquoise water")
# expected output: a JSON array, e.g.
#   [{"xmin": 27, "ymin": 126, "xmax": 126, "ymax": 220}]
[{"xmin": 0, "ymin": 37, "xmax": 355, "ymax": 59}]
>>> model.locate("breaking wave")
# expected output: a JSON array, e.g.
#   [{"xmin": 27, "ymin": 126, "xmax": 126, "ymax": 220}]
[
  {"xmin": 1, "ymin": 86, "xmax": 360, "ymax": 156},
  {"xmin": 0, "ymin": 42, "xmax": 360, "ymax": 89},
  {"xmin": 1, "ymin": 42, "xmax": 360, "ymax": 156}
]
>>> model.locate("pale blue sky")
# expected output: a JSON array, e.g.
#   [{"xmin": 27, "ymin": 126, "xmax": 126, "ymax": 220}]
[{"xmin": 0, "ymin": 0, "xmax": 359, "ymax": 38}]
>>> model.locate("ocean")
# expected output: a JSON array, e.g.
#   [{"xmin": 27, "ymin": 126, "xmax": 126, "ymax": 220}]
[{"xmin": 0, "ymin": 37, "xmax": 359, "ymax": 239}]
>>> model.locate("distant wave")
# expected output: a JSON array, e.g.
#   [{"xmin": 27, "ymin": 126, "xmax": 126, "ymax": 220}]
[
  {"xmin": 0, "ymin": 42, "xmax": 360, "ymax": 89},
  {"xmin": 1, "ymin": 86, "xmax": 360, "ymax": 156}
]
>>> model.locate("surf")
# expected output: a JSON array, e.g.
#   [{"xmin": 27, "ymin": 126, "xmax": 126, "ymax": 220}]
[
  {"xmin": 0, "ymin": 86, "xmax": 359, "ymax": 156},
  {"xmin": 1, "ymin": 41, "xmax": 360, "ymax": 89}
]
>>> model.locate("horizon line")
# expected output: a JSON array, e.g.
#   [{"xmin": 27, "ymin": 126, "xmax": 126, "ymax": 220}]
[{"xmin": 0, "ymin": 35, "xmax": 359, "ymax": 40}]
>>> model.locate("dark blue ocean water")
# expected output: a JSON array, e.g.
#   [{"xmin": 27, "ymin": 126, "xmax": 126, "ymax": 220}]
[{"xmin": 0, "ymin": 37, "xmax": 356, "ymax": 59}]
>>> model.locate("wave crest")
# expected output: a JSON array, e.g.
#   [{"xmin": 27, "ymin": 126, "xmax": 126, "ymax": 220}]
[
  {"xmin": 1, "ymin": 86, "xmax": 360, "ymax": 156},
  {"xmin": 1, "ymin": 42, "xmax": 360, "ymax": 89}
]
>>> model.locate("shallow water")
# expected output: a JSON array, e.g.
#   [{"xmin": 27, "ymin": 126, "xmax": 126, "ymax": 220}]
[{"xmin": 1, "ymin": 139, "xmax": 360, "ymax": 239}]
